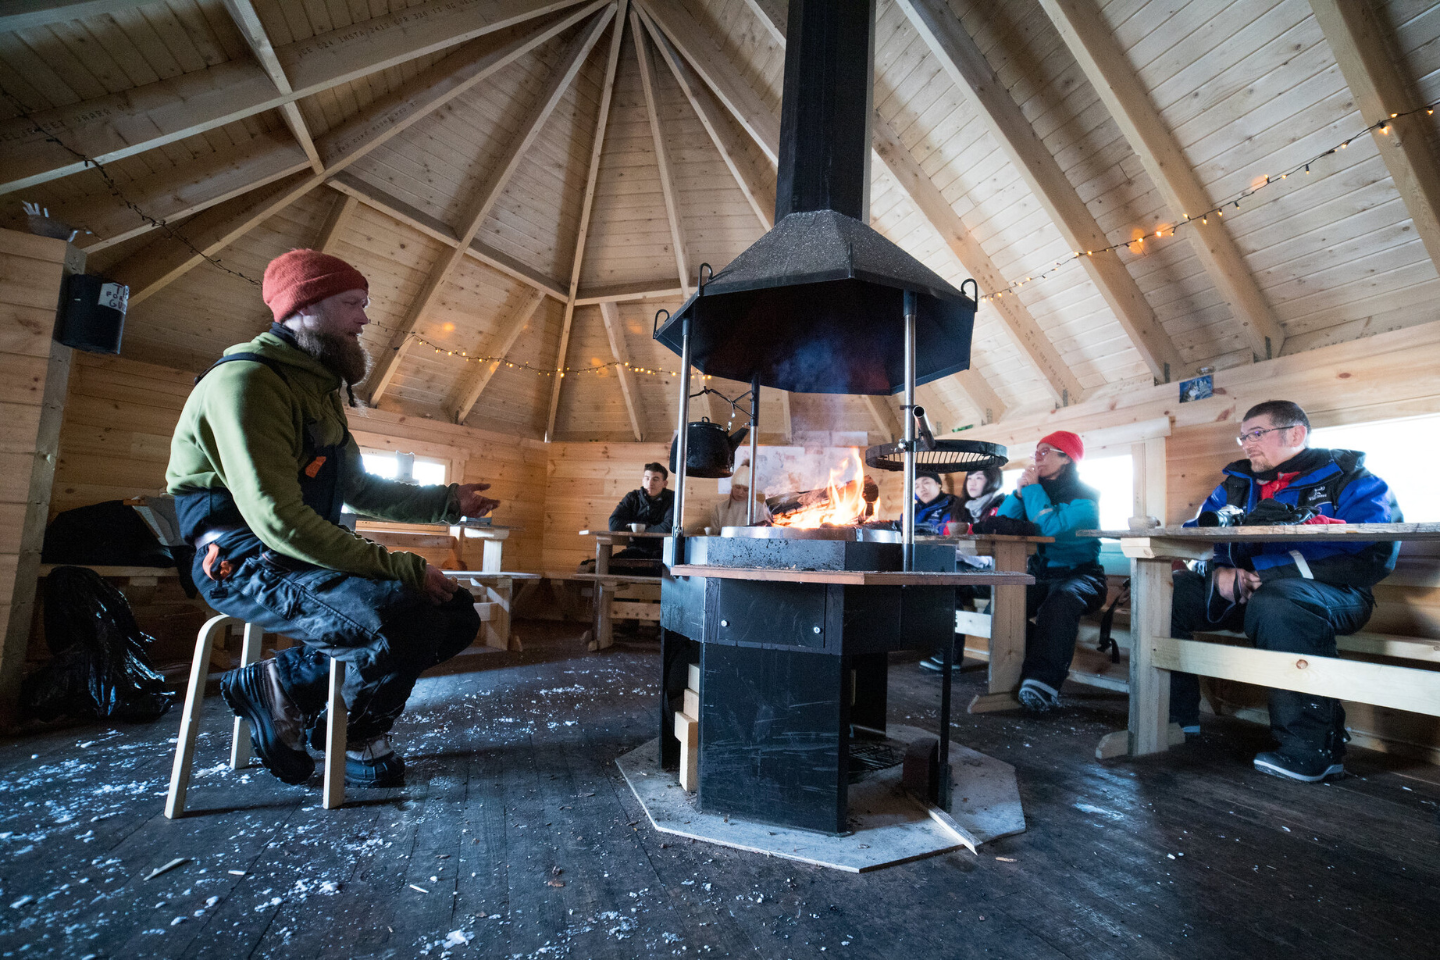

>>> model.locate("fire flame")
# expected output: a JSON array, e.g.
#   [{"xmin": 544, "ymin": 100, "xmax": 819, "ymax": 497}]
[{"xmin": 773, "ymin": 448, "xmax": 868, "ymax": 528}]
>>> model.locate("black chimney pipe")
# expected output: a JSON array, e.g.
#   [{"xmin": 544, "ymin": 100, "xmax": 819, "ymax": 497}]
[{"xmin": 775, "ymin": 0, "xmax": 876, "ymax": 222}]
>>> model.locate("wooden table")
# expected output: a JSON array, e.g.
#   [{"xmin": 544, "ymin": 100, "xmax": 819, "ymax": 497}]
[
  {"xmin": 578, "ymin": 530, "xmax": 670, "ymax": 647},
  {"xmin": 916, "ymin": 534, "xmax": 1054, "ymax": 713},
  {"xmin": 1081, "ymin": 523, "xmax": 1440, "ymax": 759},
  {"xmin": 448, "ymin": 570, "xmax": 541, "ymax": 652},
  {"xmin": 356, "ymin": 520, "xmax": 516, "ymax": 571}
]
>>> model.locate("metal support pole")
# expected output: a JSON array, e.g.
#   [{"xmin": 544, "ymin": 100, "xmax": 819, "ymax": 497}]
[
  {"xmin": 902, "ymin": 290, "xmax": 917, "ymax": 573},
  {"xmin": 672, "ymin": 317, "xmax": 693, "ymax": 561},
  {"xmin": 745, "ymin": 373, "xmax": 760, "ymax": 525}
]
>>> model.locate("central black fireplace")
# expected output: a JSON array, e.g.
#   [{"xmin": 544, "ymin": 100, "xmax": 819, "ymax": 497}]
[{"xmin": 650, "ymin": 0, "xmax": 1002, "ymax": 836}]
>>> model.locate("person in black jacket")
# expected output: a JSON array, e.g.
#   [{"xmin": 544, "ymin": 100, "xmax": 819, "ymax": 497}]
[
  {"xmin": 913, "ymin": 470, "xmax": 960, "ymax": 535},
  {"xmin": 608, "ymin": 462, "xmax": 675, "ymax": 560},
  {"xmin": 1169, "ymin": 400, "xmax": 1398, "ymax": 783}
]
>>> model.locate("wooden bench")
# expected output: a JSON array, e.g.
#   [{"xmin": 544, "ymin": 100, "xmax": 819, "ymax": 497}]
[
  {"xmin": 571, "ymin": 572, "xmax": 662, "ymax": 651},
  {"xmin": 1081, "ymin": 524, "xmax": 1440, "ymax": 761},
  {"xmin": 449, "ymin": 571, "xmax": 540, "ymax": 652}
]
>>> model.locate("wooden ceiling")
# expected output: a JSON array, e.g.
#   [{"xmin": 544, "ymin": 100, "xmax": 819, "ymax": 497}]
[{"xmin": 2, "ymin": 0, "xmax": 1439, "ymax": 442}]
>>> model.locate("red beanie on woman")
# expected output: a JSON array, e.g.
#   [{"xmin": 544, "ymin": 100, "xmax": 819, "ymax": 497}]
[
  {"xmin": 262, "ymin": 248, "xmax": 368, "ymax": 322},
  {"xmin": 1038, "ymin": 430, "xmax": 1084, "ymax": 461}
]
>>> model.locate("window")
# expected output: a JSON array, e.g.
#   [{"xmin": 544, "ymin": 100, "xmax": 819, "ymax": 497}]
[
  {"xmin": 998, "ymin": 454, "xmax": 1133, "ymax": 530},
  {"xmin": 1310, "ymin": 416, "xmax": 1437, "ymax": 521},
  {"xmin": 360, "ymin": 451, "xmax": 447, "ymax": 486}
]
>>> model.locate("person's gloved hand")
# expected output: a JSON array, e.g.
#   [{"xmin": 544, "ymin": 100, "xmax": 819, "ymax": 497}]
[
  {"xmin": 457, "ymin": 482, "xmax": 500, "ymax": 517},
  {"xmin": 422, "ymin": 563, "xmax": 459, "ymax": 605}
]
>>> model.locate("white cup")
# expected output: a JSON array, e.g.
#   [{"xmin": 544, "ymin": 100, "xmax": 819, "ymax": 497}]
[
  {"xmin": 704, "ymin": 527, "xmax": 717, "ymax": 536},
  {"xmin": 629, "ymin": 523, "xmax": 646, "ymax": 533}
]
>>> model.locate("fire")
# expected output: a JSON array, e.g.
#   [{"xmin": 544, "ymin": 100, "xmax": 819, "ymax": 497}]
[{"xmin": 773, "ymin": 448, "xmax": 868, "ymax": 528}]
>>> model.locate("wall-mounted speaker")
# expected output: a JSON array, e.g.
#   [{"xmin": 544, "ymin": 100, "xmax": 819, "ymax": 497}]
[{"xmin": 55, "ymin": 274, "xmax": 128, "ymax": 354}]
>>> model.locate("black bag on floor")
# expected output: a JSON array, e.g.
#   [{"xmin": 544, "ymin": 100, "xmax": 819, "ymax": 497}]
[{"xmin": 20, "ymin": 566, "xmax": 175, "ymax": 723}]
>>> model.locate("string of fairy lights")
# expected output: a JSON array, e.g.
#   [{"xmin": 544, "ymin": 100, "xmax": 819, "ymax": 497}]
[
  {"xmin": 975, "ymin": 97, "xmax": 1440, "ymax": 305},
  {"xmin": 410, "ymin": 331, "xmax": 705, "ymax": 381}
]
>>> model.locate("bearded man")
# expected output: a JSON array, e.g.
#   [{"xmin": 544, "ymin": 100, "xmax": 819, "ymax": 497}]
[{"xmin": 166, "ymin": 249, "xmax": 499, "ymax": 789}]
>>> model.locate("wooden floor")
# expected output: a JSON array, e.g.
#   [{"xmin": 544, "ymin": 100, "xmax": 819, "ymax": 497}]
[{"xmin": 1, "ymin": 623, "xmax": 1438, "ymax": 960}]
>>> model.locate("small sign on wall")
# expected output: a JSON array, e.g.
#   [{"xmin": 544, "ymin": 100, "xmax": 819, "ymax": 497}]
[{"xmin": 1179, "ymin": 374, "xmax": 1213, "ymax": 403}]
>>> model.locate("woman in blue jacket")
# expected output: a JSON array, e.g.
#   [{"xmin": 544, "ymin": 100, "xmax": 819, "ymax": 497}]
[{"xmin": 995, "ymin": 431, "xmax": 1105, "ymax": 712}]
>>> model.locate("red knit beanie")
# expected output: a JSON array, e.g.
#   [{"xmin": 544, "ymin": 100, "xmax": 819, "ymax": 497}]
[
  {"xmin": 262, "ymin": 249, "xmax": 368, "ymax": 322},
  {"xmin": 1038, "ymin": 430, "xmax": 1084, "ymax": 461}
]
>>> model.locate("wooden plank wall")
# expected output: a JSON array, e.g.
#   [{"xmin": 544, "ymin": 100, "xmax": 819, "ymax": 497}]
[
  {"xmin": 542, "ymin": 441, "xmax": 727, "ymax": 574},
  {"xmin": 0, "ymin": 229, "xmax": 80, "ymax": 724}
]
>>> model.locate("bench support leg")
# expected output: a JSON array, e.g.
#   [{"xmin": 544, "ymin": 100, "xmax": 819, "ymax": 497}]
[
  {"xmin": 322, "ymin": 659, "xmax": 347, "ymax": 810},
  {"xmin": 229, "ymin": 623, "xmax": 263, "ymax": 770},
  {"xmin": 166, "ymin": 615, "xmax": 239, "ymax": 819},
  {"xmin": 969, "ymin": 541, "xmax": 1028, "ymax": 713}
]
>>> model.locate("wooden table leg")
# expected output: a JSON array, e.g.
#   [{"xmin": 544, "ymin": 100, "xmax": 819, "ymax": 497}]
[
  {"xmin": 482, "ymin": 539, "xmax": 503, "ymax": 574},
  {"xmin": 591, "ymin": 539, "xmax": 612, "ymax": 651},
  {"xmin": 1095, "ymin": 555, "xmax": 1174, "ymax": 758},
  {"xmin": 969, "ymin": 541, "xmax": 1030, "ymax": 713}
]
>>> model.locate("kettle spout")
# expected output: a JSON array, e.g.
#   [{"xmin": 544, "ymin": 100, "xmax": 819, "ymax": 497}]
[{"xmin": 727, "ymin": 427, "xmax": 749, "ymax": 451}]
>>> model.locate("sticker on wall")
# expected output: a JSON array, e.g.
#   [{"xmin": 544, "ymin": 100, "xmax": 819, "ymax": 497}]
[{"xmin": 1179, "ymin": 374, "xmax": 1213, "ymax": 403}]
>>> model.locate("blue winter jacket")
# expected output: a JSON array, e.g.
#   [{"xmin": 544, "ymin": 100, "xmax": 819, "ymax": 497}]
[
  {"xmin": 1187, "ymin": 447, "xmax": 1398, "ymax": 587},
  {"xmin": 914, "ymin": 493, "xmax": 960, "ymax": 535},
  {"xmin": 997, "ymin": 468, "xmax": 1100, "ymax": 570}
]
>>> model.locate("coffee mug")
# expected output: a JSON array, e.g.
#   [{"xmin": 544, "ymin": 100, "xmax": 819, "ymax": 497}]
[
  {"xmin": 704, "ymin": 527, "xmax": 717, "ymax": 535},
  {"xmin": 629, "ymin": 523, "xmax": 646, "ymax": 533}
]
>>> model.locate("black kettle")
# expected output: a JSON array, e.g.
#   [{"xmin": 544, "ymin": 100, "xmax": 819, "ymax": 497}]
[{"xmin": 668, "ymin": 419, "xmax": 749, "ymax": 479}]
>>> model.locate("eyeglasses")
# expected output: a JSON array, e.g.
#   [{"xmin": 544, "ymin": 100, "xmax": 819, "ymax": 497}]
[
  {"xmin": 1235, "ymin": 426, "xmax": 1289, "ymax": 446},
  {"xmin": 1034, "ymin": 446, "xmax": 1067, "ymax": 459}
]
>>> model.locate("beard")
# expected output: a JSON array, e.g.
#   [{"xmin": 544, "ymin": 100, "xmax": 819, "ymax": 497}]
[{"xmin": 293, "ymin": 326, "xmax": 370, "ymax": 386}]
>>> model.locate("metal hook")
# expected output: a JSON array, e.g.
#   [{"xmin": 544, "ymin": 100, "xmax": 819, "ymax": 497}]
[
  {"xmin": 960, "ymin": 278, "xmax": 978, "ymax": 303},
  {"xmin": 697, "ymin": 263, "xmax": 713, "ymax": 294},
  {"xmin": 653, "ymin": 308, "xmax": 670, "ymax": 339}
]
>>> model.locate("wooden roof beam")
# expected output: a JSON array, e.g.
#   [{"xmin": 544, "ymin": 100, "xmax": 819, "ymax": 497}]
[
  {"xmin": 1310, "ymin": 0, "xmax": 1440, "ymax": 279},
  {"xmin": 638, "ymin": 5, "xmax": 773, "ymax": 230},
  {"xmin": 1040, "ymin": 0, "xmax": 1285, "ymax": 362},
  {"xmin": 632, "ymin": 8, "xmax": 692, "ymax": 297},
  {"xmin": 872, "ymin": 114, "xmax": 1081, "ymax": 404},
  {"xmin": 369, "ymin": 4, "xmax": 615, "ymax": 405},
  {"xmin": 103, "ymin": 9, "xmax": 593, "ymax": 305},
  {"xmin": 600, "ymin": 301, "xmax": 646, "ymax": 440},
  {"xmin": 68, "ymin": 132, "xmax": 310, "ymax": 252},
  {"xmin": 313, "ymin": 191, "xmax": 358, "ymax": 254},
  {"xmin": 0, "ymin": 0, "xmax": 150, "ymax": 33},
  {"xmin": 329, "ymin": 174, "xmax": 568, "ymax": 299},
  {"xmin": 450, "ymin": 289, "xmax": 547, "ymax": 423},
  {"xmin": 862, "ymin": 396, "xmax": 901, "ymax": 441},
  {"xmin": 573, "ymin": 281, "xmax": 685, "ymax": 304},
  {"xmin": 547, "ymin": 0, "xmax": 629, "ymax": 442},
  {"xmin": 0, "ymin": 0, "xmax": 596, "ymax": 194},
  {"xmin": 222, "ymin": 0, "xmax": 324, "ymax": 174},
  {"xmin": 635, "ymin": 0, "xmax": 780, "ymax": 165},
  {"xmin": 894, "ymin": 0, "xmax": 1183, "ymax": 383},
  {"xmin": 952, "ymin": 369, "xmax": 1005, "ymax": 426}
]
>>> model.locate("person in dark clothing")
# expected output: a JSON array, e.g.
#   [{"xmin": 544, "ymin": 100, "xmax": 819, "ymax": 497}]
[
  {"xmin": 955, "ymin": 465, "xmax": 1005, "ymax": 529},
  {"xmin": 913, "ymin": 470, "xmax": 960, "ymax": 535},
  {"xmin": 1169, "ymin": 400, "xmax": 1397, "ymax": 783},
  {"xmin": 994, "ymin": 431, "xmax": 1106, "ymax": 712},
  {"xmin": 608, "ymin": 462, "xmax": 675, "ymax": 561}
]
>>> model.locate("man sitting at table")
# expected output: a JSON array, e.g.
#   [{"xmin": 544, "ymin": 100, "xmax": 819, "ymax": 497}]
[
  {"xmin": 608, "ymin": 462, "xmax": 674, "ymax": 560},
  {"xmin": 1169, "ymin": 400, "xmax": 1398, "ymax": 783},
  {"xmin": 992, "ymin": 432, "xmax": 1106, "ymax": 713}
]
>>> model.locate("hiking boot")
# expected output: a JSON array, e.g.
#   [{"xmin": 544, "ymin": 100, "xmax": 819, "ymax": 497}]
[
  {"xmin": 345, "ymin": 735, "xmax": 405, "ymax": 787},
  {"xmin": 220, "ymin": 660, "xmax": 314, "ymax": 785},
  {"xmin": 1018, "ymin": 678, "xmax": 1061, "ymax": 713},
  {"xmin": 1253, "ymin": 749, "xmax": 1345, "ymax": 783}
]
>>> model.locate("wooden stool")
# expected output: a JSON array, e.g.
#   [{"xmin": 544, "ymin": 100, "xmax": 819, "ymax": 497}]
[{"xmin": 165, "ymin": 614, "xmax": 347, "ymax": 817}]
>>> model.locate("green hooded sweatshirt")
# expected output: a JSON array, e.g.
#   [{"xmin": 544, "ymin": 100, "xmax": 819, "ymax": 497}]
[{"xmin": 166, "ymin": 329, "xmax": 461, "ymax": 591}]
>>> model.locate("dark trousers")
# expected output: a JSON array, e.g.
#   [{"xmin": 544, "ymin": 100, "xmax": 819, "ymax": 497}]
[
  {"xmin": 1020, "ymin": 567, "xmax": 1107, "ymax": 689},
  {"xmin": 193, "ymin": 530, "xmax": 479, "ymax": 740},
  {"xmin": 1169, "ymin": 569, "xmax": 1372, "ymax": 758}
]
